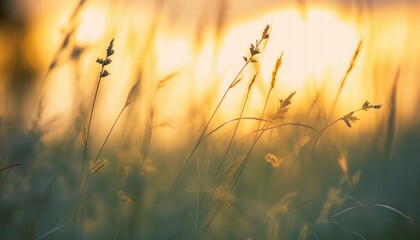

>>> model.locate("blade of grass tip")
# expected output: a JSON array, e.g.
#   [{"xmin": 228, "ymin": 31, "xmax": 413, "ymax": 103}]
[
  {"xmin": 379, "ymin": 68, "xmax": 399, "ymax": 199},
  {"xmin": 156, "ymin": 71, "xmax": 178, "ymax": 92},
  {"xmin": 385, "ymin": 68, "xmax": 399, "ymax": 160},
  {"xmin": 331, "ymin": 202, "xmax": 414, "ymax": 227},
  {"xmin": 0, "ymin": 161, "xmax": 30, "ymax": 173},
  {"xmin": 285, "ymin": 196, "xmax": 318, "ymax": 217},
  {"xmin": 371, "ymin": 204, "xmax": 414, "ymax": 225},
  {"xmin": 328, "ymin": 39, "xmax": 363, "ymax": 123},
  {"xmin": 34, "ymin": 224, "xmax": 67, "ymax": 240}
]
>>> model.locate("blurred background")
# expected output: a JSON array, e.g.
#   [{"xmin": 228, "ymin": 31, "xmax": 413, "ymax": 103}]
[{"xmin": 0, "ymin": 0, "xmax": 419, "ymax": 239}]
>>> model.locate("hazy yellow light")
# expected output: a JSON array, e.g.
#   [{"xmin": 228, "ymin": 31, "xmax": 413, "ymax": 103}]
[
  {"xmin": 155, "ymin": 36, "xmax": 192, "ymax": 74},
  {"xmin": 199, "ymin": 8, "xmax": 360, "ymax": 117},
  {"xmin": 76, "ymin": 7, "xmax": 108, "ymax": 44},
  {"xmin": 253, "ymin": 8, "xmax": 359, "ymax": 91}
]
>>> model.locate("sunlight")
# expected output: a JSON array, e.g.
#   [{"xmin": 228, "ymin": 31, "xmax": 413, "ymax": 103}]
[
  {"xmin": 106, "ymin": 7, "xmax": 363, "ymax": 132},
  {"xmin": 75, "ymin": 7, "xmax": 108, "ymax": 44},
  {"xmin": 155, "ymin": 36, "xmax": 192, "ymax": 74},
  {"xmin": 219, "ymin": 8, "xmax": 360, "ymax": 92},
  {"xmin": 199, "ymin": 8, "xmax": 361, "ymax": 118},
  {"xmin": 26, "ymin": 1, "xmax": 417, "ymax": 139}
]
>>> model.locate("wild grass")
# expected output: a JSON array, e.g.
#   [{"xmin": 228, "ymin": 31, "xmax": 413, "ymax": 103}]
[{"xmin": 0, "ymin": 2, "xmax": 418, "ymax": 240}]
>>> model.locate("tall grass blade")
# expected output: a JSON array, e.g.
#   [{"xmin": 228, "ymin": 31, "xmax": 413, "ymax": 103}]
[
  {"xmin": 34, "ymin": 224, "xmax": 66, "ymax": 240},
  {"xmin": 328, "ymin": 39, "xmax": 363, "ymax": 122}
]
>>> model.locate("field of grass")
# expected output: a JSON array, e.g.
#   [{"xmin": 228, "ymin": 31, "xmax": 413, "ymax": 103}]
[{"xmin": 0, "ymin": 0, "xmax": 419, "ymax": 239}]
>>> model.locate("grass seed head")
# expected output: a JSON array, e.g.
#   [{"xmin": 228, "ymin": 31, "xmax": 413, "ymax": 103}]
[
  {"xmin": 270, "ymin": 53, "xmax": 283, "ymax": 90},
  {"xmin": 89, "ymin": 159, "xmax": 109, "ymax": 175},
  {"xmin": 265, "ymin": 153, "xmax": 282, "ymax": 168}
]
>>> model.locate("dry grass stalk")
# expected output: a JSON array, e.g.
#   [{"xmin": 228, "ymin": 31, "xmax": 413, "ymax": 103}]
[
  {"xmin": 89, "ymin": 159, "xmax": 109, "ymax": 175},
  {"xmin": 80, "ymin": 38, "xmax": 115, "ymax": 183},
  {"xmin": 329, "ymin": 39, "xmax": 363, "ymax": 121},
  {"xmin": 289, "ymin": 100, "xmax": 381, "ymax": 178},
  {"xmin": 80, "ymin": 120, "xmax": 87, "ymax": 145},
  {"xmin": 341, "ymin": 100, "xmax": 382, "ymax": 128},
  {"xmin": 165, "ymin": 25, "xmax": 271, "ymax": 201},
  {"xmin": 195, "ymin": 26, "xmax": 272, "ymax": 237},
  {"xmin": 385, "ymin": 68, "xmax": 399, "ymax": 160},
  {"xmin": 73, "ymin": 38, "xmax": 115, "ymax": 236},
  {"xmin": 253, "ymin": 54, "xmax": 285, "ymax": 143}
]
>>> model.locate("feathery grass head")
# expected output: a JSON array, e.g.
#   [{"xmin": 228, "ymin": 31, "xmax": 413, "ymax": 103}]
[
  {"xmin": 273, "ymin": 91, "xmax": 296, "ymax": 120},
  {"xmin": 125, "ymin": 80, "xmax": 140, "ymax": 107},
  {"xmin": 270, "ymin": 52, "xmax": 283, "ymax": 90},
  {"xmin": 341, "ymin": 112, "xmax": 359, "ymax": 128},
  {"xmin": 96, "ymin": 39, "xmax": 115, "ymax": 77},
  {"xmin": 243, "ymin": 25, "xmax": 270, "ymax": 63},
  {"xmin": 362, "ymin": 100, "xmax": 382, "ymax": 110},
  {"xmin": 118, "ymin": 190, "xmax": 132, "ymax": 204},
  {"xmin": 89, "ymin": 159, "xmax": 109, "ymax": 175},
  {"xmin": 262, "ymin": 24, "xmax": 270, "ymax": 40},
  {"xmin": 341, "ymin": 100, "xmax": 382, "ymax": 128},
  {"xmin": 265, "ymin": 153, "xmax": 282, "ymax": 168}
]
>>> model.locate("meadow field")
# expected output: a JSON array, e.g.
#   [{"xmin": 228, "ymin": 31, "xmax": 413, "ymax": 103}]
[{"xmin": 0, "ymin": 0, "xmax": 419, "ymax": 239}]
